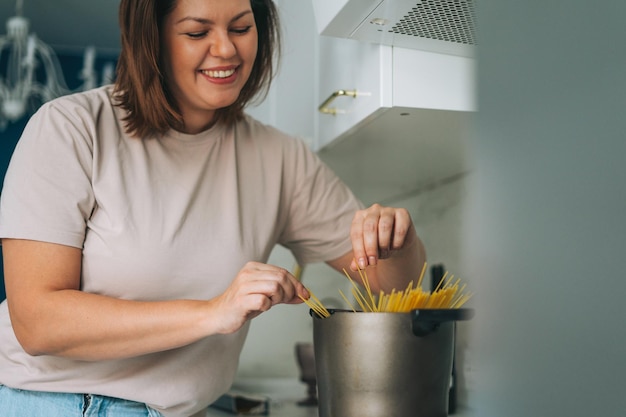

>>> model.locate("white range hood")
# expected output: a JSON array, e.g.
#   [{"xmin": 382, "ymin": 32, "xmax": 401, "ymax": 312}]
[
  {"xmin": 311, "ymin": 0, "xmax": 477, "ymax": 204},
  {"xmin": 312, "ymin": 0, "xmax": 476, "ymax": 57}
]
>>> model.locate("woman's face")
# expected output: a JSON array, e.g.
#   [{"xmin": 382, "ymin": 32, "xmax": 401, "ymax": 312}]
[{"xmin": 161, "ymin": 0, "xmax": 258, "ymax": 133}]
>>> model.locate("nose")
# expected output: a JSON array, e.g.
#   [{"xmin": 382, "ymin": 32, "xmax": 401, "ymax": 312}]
[{"xmin": 209, "ymin": 30, "xmax": 236, "ymax": 58}]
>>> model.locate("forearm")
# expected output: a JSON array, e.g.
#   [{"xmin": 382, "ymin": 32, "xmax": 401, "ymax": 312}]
[
  {"xmin": 13, "ymin": 290, "xmax": 222, "ymax": 361},
  {"xmin": 329, "ymin": 228, "xmax": 426, "ymax": 294},
  {"xmin": 353, "ymin": 230, "xmax": 426, "ymax": 293},
  {"xmin": 366, "ymin": 232, "xmax": 426, "ymax": 293},
  {"xmin": 3, "ymin": 239, "xmax": 233, "ymax": 361}
]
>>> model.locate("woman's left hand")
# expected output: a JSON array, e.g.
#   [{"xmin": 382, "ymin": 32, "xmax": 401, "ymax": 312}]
[{"xmin": 348, "ymin": 203, "xmax": 418, "ymax": 271}]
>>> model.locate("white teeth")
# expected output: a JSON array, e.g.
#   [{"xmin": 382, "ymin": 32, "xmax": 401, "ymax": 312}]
[{"xmin": 201, "ymin": 69, "xmax": 236, "ymax": 78}]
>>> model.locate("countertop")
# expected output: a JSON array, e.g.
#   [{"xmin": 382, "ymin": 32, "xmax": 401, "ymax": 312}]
[
  {"xmin": 205, "ymin": 378, "xmax": 317, "ymax": 417},
  {"xmin": 204, "ymin": 377, "xmax": 473, "ymax": 417}
]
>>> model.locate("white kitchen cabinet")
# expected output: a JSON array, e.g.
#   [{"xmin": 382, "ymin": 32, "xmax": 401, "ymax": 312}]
[
  {"xmin": 315, "ymin": 38, "xmax": 475, "ymax": 204},
  {"xmin": 316, "ymin": 37, "xmax": 475, "ymax": 150},
  {"xmin": 315, "ymin": 36, "xmax": 391, "ymax": 150}
]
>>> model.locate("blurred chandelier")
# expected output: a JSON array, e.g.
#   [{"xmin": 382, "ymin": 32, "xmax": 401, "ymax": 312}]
[{"xmin": 0, "ymin": 0, "xmax": 114, "ymax": 130}]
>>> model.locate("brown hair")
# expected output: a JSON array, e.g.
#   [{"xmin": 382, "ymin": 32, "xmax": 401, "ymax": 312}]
[{"xmin": 113, "ymin": 0, "xmax": 281, "ymax": 138}]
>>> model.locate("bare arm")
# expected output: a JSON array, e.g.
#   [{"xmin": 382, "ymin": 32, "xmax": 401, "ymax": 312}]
[
  {"xmin": 3, "ymin": 239, "xmax": 308, "ymax": 361},
  {"xmin": 326, "ymin": 204, "xmax": 426, "ymax": 293}
]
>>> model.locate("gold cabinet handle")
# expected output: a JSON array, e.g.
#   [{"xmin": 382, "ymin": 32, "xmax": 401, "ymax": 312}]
[{"xmin": 318, "ymin": 89, "xmax": 358, "ymax": 115}]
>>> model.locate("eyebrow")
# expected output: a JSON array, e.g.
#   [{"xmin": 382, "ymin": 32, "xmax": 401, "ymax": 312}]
[{"xmin": 175, "ymin": 10, "xmax": 253, "ymax": 25}]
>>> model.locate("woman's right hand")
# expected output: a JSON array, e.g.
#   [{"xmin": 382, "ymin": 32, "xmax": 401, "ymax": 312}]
[{"xmin": 210, "ymin": 261, "xmax": 309, "ymax": 334}]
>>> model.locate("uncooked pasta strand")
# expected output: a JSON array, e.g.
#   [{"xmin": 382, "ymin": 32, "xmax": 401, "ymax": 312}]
[{"xmin": 416, "ymin": 262, "xmax": 427, "ymax": 290}]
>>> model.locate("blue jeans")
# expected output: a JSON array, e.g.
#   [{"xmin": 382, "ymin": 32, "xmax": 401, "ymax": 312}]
[{"xmin": 0, "ymin": 385, "xmax": 163, "ymax": 417}]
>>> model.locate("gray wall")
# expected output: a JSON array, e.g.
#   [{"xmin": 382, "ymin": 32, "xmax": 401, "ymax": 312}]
[{"xmin": 464, "ymin": 1, "xmax": 626, "ymax": 415}]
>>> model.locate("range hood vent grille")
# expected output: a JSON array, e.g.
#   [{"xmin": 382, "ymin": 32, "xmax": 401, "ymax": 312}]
[
  {"xmin": 390, "ymin": 0, "xmax": 476, "ymax": 45},
  {"xmin": 314, "ymin": 0, "xmax": 477, "ymax": 57}
]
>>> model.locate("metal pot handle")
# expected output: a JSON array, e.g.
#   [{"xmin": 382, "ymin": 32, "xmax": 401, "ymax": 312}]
[{"xmin": 411, "ymin": 308, "xmax": 474, "ymax": 337}]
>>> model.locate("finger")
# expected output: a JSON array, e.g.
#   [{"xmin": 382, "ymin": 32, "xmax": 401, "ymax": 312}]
[
  {"xmin": 376, "ymin": 207, "xmax": 397, "ymax": 258},
  {"xmin": 251, "ymin": 270, "xmax": 308, "ymax": 305},
  {"xmin": 244, "ymin": 293, "xmax": 273, "ymax": 314},
  {"xmin": 350, "ymin": 210, "xmax": 368, "ymax": 270},
  {"xmin": 285, "ymin": 289, "xmax": 308, "ymax": 305},
  {"xmin": 349, "ymin": 258, "xmax": 360, "ymax": 271},
  {"xmin": 362, "ymin": 208, "xmax": 382, "ymax": 266},
  {"xmin": 261, "ymin": 279, "xmax": 290, "ymax": 306},
  {"xmin": 274, "ymin": 277, "xmax": 310, "ymax": 305},
  {"xmin": 294, "ymin": 281, "xmax": 310, "ymax": 300},
  {"xmin": 390, "ymin": 208, "xmax": 412, "ymax": 251}
]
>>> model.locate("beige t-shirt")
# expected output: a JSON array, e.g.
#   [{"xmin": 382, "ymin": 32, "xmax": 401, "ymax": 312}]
[{"xmin": 0, "ymin": 86, "xmax": 362, "ymax": 416}]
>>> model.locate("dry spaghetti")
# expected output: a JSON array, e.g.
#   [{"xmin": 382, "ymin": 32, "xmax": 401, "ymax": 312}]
[
  {"xmin": 300, "ymin": 262, "xmax": 472, "ymax": 316},
  {"xmin": 299, "ymin": 288, "xmax": 331, "ymax": 318}
]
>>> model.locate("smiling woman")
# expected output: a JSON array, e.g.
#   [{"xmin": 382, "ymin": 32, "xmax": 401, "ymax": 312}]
[
  {"xmin": 115, "ymin": 0, "xmax": 280, "ymax": 137},
  {"xmin": 159, "ymin": 0, "xmax": 259, "ymax": 133}
]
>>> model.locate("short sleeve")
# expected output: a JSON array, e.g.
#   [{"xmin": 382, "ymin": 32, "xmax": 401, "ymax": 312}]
[
  {"xmin": 278, "ymin": 138, "xmax": 364, "ymax": 264},
  {"xmin": 0, "ymin": 98, "xmax": 96, "ymax": 248}
]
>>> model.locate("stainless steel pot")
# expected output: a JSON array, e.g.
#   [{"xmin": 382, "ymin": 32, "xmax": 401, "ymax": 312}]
[{"xmin": 312, "ymin": 308, "xmax": 473, "ymax": 417}]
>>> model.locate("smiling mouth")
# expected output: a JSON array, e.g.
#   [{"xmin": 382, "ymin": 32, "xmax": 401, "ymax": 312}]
[{"xmin": 200, "ymin": 68, "xmax": 236, "ymax": 79}]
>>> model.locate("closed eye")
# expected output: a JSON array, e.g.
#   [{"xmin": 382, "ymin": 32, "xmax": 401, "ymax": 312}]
[
  {"xmin": 186, "ymin": 31, "xmax": 207, "ymax": 39},
  {"xmin": 231, "ymin": 26, "xmax": 252, "ymax": 35},
  {"xmin": 185, "ymin": 26, "xmax": 251, "ymax": 39}
]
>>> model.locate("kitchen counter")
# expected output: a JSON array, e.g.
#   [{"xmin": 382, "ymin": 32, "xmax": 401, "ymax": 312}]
[
  {"xmin": 205, "ymin": 378, "xmax": 318, "ymax": 417},
  {"xmin": 204, "ymin": 377, "xmax": 473, "ymax": 417}
]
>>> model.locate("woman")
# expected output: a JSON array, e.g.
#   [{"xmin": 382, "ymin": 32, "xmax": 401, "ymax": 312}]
[{"xmin": 0, "ymin": 0, "xmax": 425, "ymax": 416}]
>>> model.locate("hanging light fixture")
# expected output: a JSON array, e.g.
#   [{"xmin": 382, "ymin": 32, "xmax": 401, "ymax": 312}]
[{"xmin": 0, "ymin": 0, "xmax": 113, "ymax": 131}]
